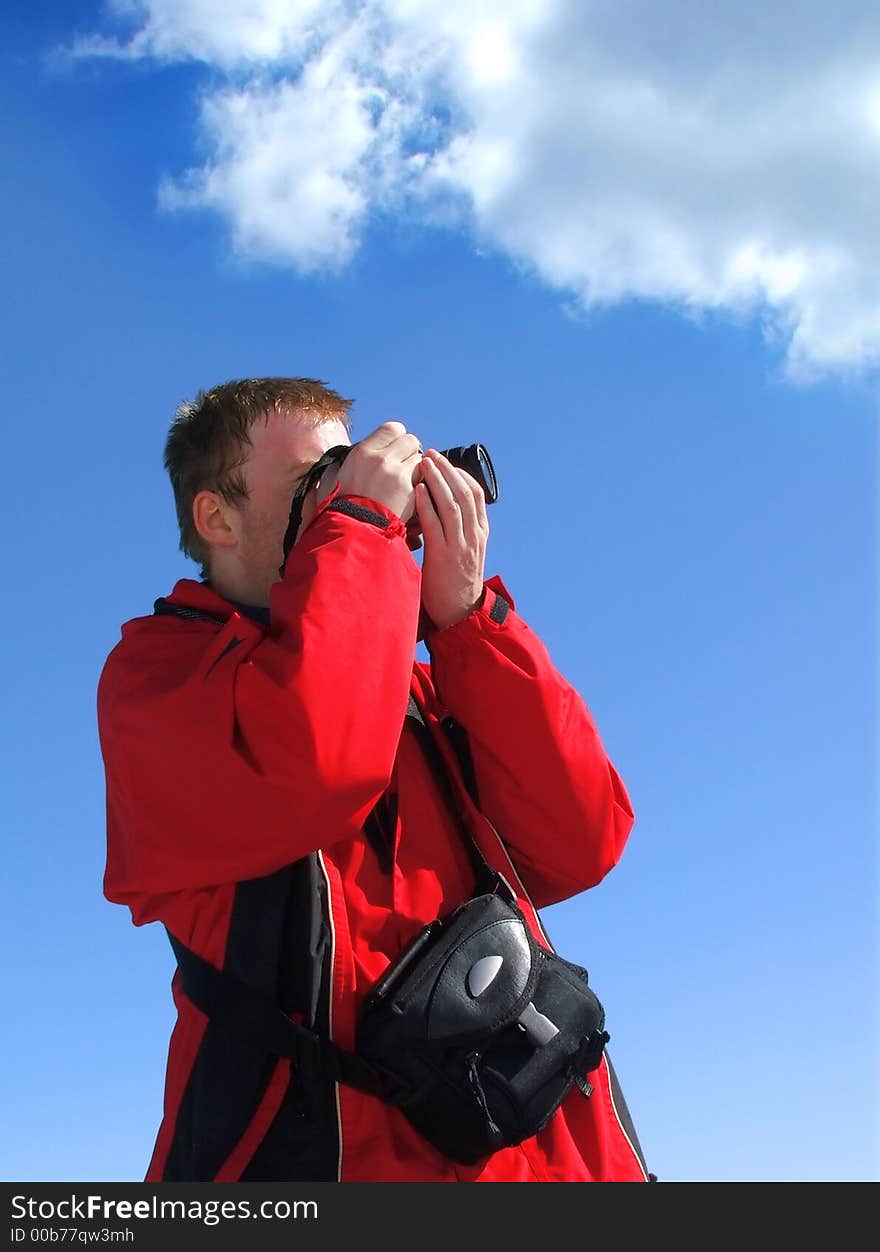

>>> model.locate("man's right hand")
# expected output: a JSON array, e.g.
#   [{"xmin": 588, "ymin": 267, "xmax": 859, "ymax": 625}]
[{"xmin": 322, "ymin": 421, "xmax": 423, "ymax": 524}]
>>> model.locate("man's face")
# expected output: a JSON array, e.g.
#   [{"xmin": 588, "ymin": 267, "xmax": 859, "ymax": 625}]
[{"xmin": 233, "ymin": 409, "xmax": 351, "ymax": 603}]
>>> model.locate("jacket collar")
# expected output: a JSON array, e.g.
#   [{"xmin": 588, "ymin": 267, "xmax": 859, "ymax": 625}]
[{"xmin": 162, "ymin": 579, "xmax": 269, "ymax": 626}]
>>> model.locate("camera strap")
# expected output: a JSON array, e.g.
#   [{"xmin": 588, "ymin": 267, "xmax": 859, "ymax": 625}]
[
  {"xmin": 280, "ymin": 445, "xmax": 352, "ymax": 570},
  {"xmin": 401, "ymin": 694, "xmax": 507, "ymax": 898}
]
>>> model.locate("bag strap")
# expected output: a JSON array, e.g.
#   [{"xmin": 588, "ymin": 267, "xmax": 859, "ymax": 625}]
[
  {"xmin": 166, "ymin": 930, "xmax": 412, "ymax": 1105},
  {"xmin": 402, "ymin": 694, "xmax": 509, "ymax": 898}
]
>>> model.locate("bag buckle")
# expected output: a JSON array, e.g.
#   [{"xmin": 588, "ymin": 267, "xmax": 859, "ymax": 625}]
[{"xmin": 575, "ymin": 1028, "xmax": 611, "ymax": 1075}]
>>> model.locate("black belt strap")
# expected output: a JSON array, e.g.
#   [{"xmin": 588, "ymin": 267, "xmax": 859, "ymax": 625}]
[{"xmin": 167, "ymin": 931, "xmax": 411, "ymax": 1105}]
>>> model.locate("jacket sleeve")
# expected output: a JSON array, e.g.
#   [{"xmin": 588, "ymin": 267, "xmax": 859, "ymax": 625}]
[
  {"xmin": 98, "ymin": 495, "xmax": 421, "ymax": 901},
  {"xmin": 423, "ymin": 576, "xmax": 635, "ymax": 909}
]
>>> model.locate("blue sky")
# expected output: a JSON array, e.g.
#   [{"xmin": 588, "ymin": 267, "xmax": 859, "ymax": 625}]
[{"xmin": 1, "ymin": 2, "xmax": 877, "ymax": 1183}]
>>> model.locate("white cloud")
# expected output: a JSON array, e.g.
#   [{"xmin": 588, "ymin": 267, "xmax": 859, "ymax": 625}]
[
  {"xmin": 159, "ymin": 58, "xmax": 380, "ymax": 271},
  {"xmin": 77, "ymin": 0, "xmax": 880, "ymax": 377},
  {"xmin": 74, "ymin": 0, "xmax": 339, "ymax": 66}
]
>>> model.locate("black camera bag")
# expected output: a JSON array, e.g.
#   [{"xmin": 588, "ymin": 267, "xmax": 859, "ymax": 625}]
[{"xmin": 356, "ymin": 879, "xmax": 608, "ymax": 1163}]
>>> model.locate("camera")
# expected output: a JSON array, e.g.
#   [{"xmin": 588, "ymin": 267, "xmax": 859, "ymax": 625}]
[{"xmin": 282, "ymin": 441, "xmax": 498, "ymax": 565}]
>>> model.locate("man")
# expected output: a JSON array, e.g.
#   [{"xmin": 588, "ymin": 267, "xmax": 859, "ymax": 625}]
[{"xmin": 97, "ymin": 376, "xmax": 650, "ymax": 1182}]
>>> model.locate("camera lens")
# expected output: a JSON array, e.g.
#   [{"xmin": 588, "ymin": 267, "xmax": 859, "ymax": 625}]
[{"xmin": 440, "ymin": 444, "xmax": 499, "ymax": 504}]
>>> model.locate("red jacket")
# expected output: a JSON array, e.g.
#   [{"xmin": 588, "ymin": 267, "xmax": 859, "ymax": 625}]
[{"xmin": 97, "ymin": 490, "xmax": 649, "ymax": 1182}]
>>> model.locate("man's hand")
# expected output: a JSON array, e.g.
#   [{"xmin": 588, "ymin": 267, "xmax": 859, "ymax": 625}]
[
  {"xmin": 321, "ymin": 421, "xmax": 422, "ymax": 523},
  {"xmin": 417, "ymin": 450, "xmax": 489, "ymax": 632}
]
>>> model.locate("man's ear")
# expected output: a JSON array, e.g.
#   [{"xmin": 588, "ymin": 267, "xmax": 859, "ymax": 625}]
[{"xmin": 192, "ymin": 490, "xmax": 240, "ymax": 555}]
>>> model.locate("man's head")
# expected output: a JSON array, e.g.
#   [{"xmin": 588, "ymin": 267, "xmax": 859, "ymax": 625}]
[{"xmin": 164, "ymin": 377, "xmax": 352, "ymax": 605}]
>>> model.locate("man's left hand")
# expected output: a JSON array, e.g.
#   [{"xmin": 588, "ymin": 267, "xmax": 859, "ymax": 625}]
[{"xmin": 416, "ymin": 450, "xmax": 489, "ymax": 632}]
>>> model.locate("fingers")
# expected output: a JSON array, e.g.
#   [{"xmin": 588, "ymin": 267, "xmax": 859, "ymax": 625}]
[
  {"xmin": 419, "ymin": 456, "xmax": 463, "ymax": 543},
  {"xmin": 337, "ymin": 429, "xmax": 490, "ymax": 540},
  {"xmin": 359, "ymin": 421, "xmax": 408, "ymax": 450},
  {"xmin": 336, "ymin": 422, "xmax": 422, "ymax": 522},
  {"xmin": 425, "ymin": 449, "xmax": 486, "ymax": 509},
  {"xmin": 420, "ymin": 451, "xmax": 487, "ymax": 542},
  {"xmin": 400, "ymin": 436, "xmax": 424, "ymax": 465},
  {"xmin": 360, "ymin": 422, "xmax": 423, "ymax": 469},
  {"xmin": 361, "ymin": 423, "xmax": 423, "ymax": 501},
  {"xmin": 464, "ymin": 463, "xmax": 488, "ymax": 531},
  {"xmin": 415, "ymin": 480, "xmax": 441, "ymax": 538}
]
